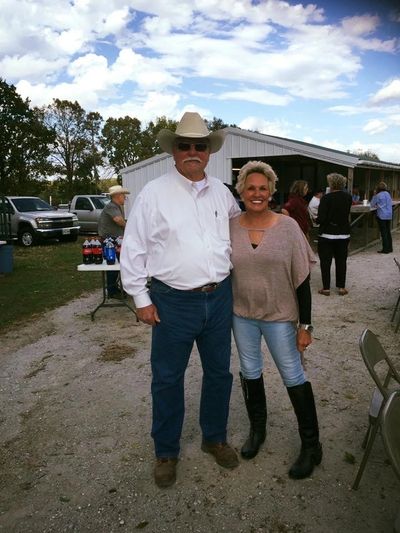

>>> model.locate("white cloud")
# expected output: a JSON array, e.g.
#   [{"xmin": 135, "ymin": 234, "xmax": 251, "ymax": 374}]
[
  {"xmin": 340, "ymin": 15, "xmax": 399, "ymax": 52},
  {"xmin": 0, "ymin": 0, "xmax": 135, "ymax": 79},
  {"xmin": 238, "ymin": 116, "xmax": 292, "ymax": 137},
  {"xmin": 2, "ymin": 0, "xmax": 399, "ymax": 167},
  {"xmin": 217, "ymin": 89, "xmax": 292, "ymax": 106},
  {"xmin": 315, "ymin": 138, "xmax": 400, "ymax": 164},
  {"xmin": 97, "ymin": 91, "xmax": 182, "ymax": 122},
  {"xmin": 110, "ymin": 49, "xmax": 181, "ymax": 91},
  {"xmin": 0, "ymin": 54, "xmax": 67, "ymax": 82},
  {"xmin": 16, "ymin": 80, "xmax": 54, "ymax": 107},
  {"xmin": 328, "ymin": 105, "xmax": 364, "ymax": 116},
  {"xmin": 56, "ymin": 29, "xmax": 86, "ymax": 55},
  {"xmin": 363, "ymin": 119, "xmax": 388, "ymax": 135},
  {"xmin": 2, "ymin": 0, "xmax": 395, "ymax": 107},
  {"xmin": 370, "ymin": 79, "xmax": 400, "ymax": 105},
  {"xmin": 341, "ymin": 15, "xmax": 379, "ymax": 36}
]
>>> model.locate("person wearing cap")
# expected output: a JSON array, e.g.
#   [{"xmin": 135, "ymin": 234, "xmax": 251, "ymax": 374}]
[
  {"xmin": 98, "ymin": 185, "xmax": 130, "ymax": 299},
  {"xmin": 120, "ymin": 112, "xmax": 241, "ymax": 488}
]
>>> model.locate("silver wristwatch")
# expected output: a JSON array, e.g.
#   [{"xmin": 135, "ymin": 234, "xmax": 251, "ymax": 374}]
[{"xmin": 299, "ymin": 324, "xmax": 314, "ymax": 333}]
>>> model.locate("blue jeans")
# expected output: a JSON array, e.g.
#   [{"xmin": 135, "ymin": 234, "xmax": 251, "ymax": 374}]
[
  {"xmin": 232, "ymin": 315, "xmax": 305, "ymax": 387},
  {"xmin": 150, "ymin": 277, "xmax": 233, "ymax": 458},
  {"xmin": 106, "ymin": 271, "xmax": 119, "ymax": 296}
]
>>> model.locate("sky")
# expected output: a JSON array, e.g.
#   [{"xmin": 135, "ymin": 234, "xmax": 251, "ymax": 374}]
[{"xmin": 1, "ymin": 0, "xmax": 400, "ymax": 163}]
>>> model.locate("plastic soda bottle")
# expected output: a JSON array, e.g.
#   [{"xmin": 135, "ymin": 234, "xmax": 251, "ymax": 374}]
[
  {"xmin": 115, "ymin": 236, "xmax": 122, "ymax": 262},
  {"xmin": 82, "ymin": 239, "xmax": 93, "ymax": 264},
  {"xmin": 105, "ymin": 239, "xmax": 116, "ymax": 265},
  {"xmin": 102, "ymin": 237, "xmax": 108, "ymax": 260},
  {"xmin": 92, "ymin": 238, "xmax": 103, "ymax": 264}
]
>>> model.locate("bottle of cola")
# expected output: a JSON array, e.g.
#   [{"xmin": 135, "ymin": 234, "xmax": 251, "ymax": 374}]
[
  {"xmin": 92, "ymin": 238, "xmax": 103, "ymax": 264},
  {"xmin": 82, "ymin": 239, "xmax": 93, "ymax": 264}
]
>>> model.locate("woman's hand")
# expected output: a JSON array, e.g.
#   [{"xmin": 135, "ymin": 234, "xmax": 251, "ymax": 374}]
[{"xmin": 296, "ymin": 328, "xmax": 312, "ymax": 353}]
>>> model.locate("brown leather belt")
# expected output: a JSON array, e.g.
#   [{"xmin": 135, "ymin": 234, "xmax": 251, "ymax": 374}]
[{"xmin": 187, "ymin": 282, "xmax": 220, "ymax": 293}]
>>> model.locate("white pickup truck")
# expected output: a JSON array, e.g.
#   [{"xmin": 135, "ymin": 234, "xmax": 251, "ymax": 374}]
[
  {"xmin": 1, "ymin": 196, "xmax": 80, "ymax": 247},
  {"xmin": 69, "ymin": 194, "xmax": 110, "ymax": 233}
]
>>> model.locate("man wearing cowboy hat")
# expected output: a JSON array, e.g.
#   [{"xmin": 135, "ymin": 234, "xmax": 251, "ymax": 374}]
[
  {"xmin": 120, "ymin": 112, "xmax": 241, "ymax": 487},
  {"xmin": 98, "ymin": 185, "xmax": 130, "ymax": 298}
]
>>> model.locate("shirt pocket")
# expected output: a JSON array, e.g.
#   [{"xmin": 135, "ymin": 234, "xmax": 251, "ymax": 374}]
[{"xmin": 215, "ymin": 213, "xmax": 230, "ymax": 241}]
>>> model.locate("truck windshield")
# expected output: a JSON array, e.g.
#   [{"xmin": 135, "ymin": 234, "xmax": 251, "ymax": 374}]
[
  {"xmin": 91, "ymin": 197, "xmax": 110, "ymax": 209},
  {"xmin": 12, "ymin": 198, "xmax": 53, "ymax": 212}
]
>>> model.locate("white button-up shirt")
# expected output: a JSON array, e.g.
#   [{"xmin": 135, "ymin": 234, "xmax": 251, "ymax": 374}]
[{"xmin": 120, "ymin": 167, "xmax": 241, "ymax": 308}]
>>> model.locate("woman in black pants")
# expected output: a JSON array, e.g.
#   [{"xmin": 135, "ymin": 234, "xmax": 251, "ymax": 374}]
[{"xmin": 316, "ymin": 173, "xmax": 352, "ymax": 296}]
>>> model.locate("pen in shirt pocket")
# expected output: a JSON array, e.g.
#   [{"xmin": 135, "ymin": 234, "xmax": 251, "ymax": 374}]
[{"xmin": 215, "ymin": 210, "xmax": 218, "ymax": 218}]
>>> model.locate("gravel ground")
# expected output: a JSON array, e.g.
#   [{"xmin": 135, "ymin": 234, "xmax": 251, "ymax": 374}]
[{"xmin": 1, "ymin": 233, "xmax": 400, "ymax": 533}]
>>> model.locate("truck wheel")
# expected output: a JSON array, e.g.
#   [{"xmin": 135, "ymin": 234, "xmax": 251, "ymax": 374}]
[
  {"xmin": 59, "ymin": 234, "xmax": 78, "ymax": 243},
  {"xmin": 18, "ymin": 228, "xmax": 36, "ymax": 247}
]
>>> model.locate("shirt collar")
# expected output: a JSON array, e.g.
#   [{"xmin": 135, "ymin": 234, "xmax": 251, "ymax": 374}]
[{"xmin": 173, "ymin": 166, "xmax": 210, "ymax": 192}]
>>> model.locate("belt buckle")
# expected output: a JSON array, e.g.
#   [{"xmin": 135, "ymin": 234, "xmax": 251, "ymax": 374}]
[{"xmin": 201, "ymin": 283, "xmax": 217, "ymax": 292}]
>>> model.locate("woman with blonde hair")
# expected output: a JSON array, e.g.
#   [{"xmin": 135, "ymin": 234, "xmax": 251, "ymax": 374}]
[
  {"xmin": 316, "ymin": 173, "xmax": 352, "ymax": 296},
  {"xmin": 230, "ymin": 160, "xmax": 322, "ymax": 479}
]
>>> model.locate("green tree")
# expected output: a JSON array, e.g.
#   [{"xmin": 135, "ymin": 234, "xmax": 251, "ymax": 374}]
[
  {"xmin": 140, "ymin": 116, "xmax": 178, "ymax": 159},
  {"xmin": 74, "ymin": 111, "xmax": 104, "ymax": 193},
  {"xmin": 355, "ymin": 149, "xmax": 380, "ymax": 161},
  {"xmin": 0, "ymin": 79, "xmax": 53, "ymax": 195},
  {"xmin": 205, "ymin": 116, "xmax": 237, "ymax": 131},
  {"xmin": 43, "ymin": 99, "xmax": 103, "ymax": 198},
  {"xmin": 101, "ymin": 116, "xmax": 143, "ymax": 177}
]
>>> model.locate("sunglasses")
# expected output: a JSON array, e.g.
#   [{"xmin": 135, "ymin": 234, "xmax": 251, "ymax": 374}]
[{"xmin": 176, "ymin": 141, "xmax": 209, "ymax": 152}]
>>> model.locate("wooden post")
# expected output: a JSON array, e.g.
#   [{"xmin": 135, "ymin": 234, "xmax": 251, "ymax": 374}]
[
  {"xmin": 347, "ymin": 167, "xmax": 354, "ymax": 195},
  {"xmin": 366, "ymin": 169, "xmax": 371, "ymax": 200}
]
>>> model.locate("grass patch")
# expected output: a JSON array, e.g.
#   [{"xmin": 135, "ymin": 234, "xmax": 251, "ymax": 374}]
[
  {"xmin": 98, "ymin": 344, "xmax": 136, "ymax": 362},
  {"xmin": 0, "ymin": 237, "xmax": 102, "ymax": 333}
]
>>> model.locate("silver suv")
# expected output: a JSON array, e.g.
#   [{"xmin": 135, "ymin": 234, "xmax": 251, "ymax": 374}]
[{"xmin": 1, "ymin": 196, "xmax": 80, "ymax": 247}]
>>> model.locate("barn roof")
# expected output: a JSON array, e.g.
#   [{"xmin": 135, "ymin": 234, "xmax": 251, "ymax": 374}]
[{"xmin": 121, "ymin": 126, "xmax": 400, "ymax": 175}]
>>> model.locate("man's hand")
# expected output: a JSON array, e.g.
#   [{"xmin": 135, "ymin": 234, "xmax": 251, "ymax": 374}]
[
  {"xmin": 112, "ymin": 215, "xmax": 126, "ymax": 228},
  {"xmin": 136, "ymin": 304, "xmax": 160, "ymax": 326}
]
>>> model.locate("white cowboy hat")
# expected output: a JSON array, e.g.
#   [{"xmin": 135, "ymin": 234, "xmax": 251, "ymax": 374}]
[
  {"xmin": 157, "ymin": 112, "xmax": 226, "ymax": 155},
  {"xmin": 108, "ymin": 185, "xmax": 130, "ymax": 196}
]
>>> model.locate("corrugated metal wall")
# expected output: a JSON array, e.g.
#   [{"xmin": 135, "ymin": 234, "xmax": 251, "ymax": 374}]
[{"xmin": 122, "ymin": 155, "xmax": 174, "ymax": 214}]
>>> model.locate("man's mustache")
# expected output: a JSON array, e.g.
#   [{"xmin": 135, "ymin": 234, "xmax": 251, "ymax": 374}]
[{"xmin": 183, "ymin": 157, "xmax": 202, "ymax": 163}]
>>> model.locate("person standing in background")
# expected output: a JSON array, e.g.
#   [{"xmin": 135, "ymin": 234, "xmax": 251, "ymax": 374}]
[
  {"xmin": 316, "ymin": 173, "xmax": 352, "ymax": 296},
  {"xmin": 351, "ymin": 188, "xmax": 361, "ymax": 204},
  {"xmin": 370, "ymin": 182, "xmax": 393, "ymax": 254},
  {"xmin": 98, "ymin": 185, "xmax": 130, "ymax": 299},
  {"xmin": 308, "ymin": 189, "xmax": 324, "ymax": 227},
  {"xmin": 282, "ymin": 180, "xmax": 312, "ymax": 239}
]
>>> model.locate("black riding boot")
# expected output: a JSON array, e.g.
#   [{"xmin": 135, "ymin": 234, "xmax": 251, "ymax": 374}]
[
  {"xmin": 286, "ymin": 381, "xmax": 322, "ymax": 479},
  {"xmin": 240, "ymin": 373, "xmax": 267, "ymax": 459}
]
